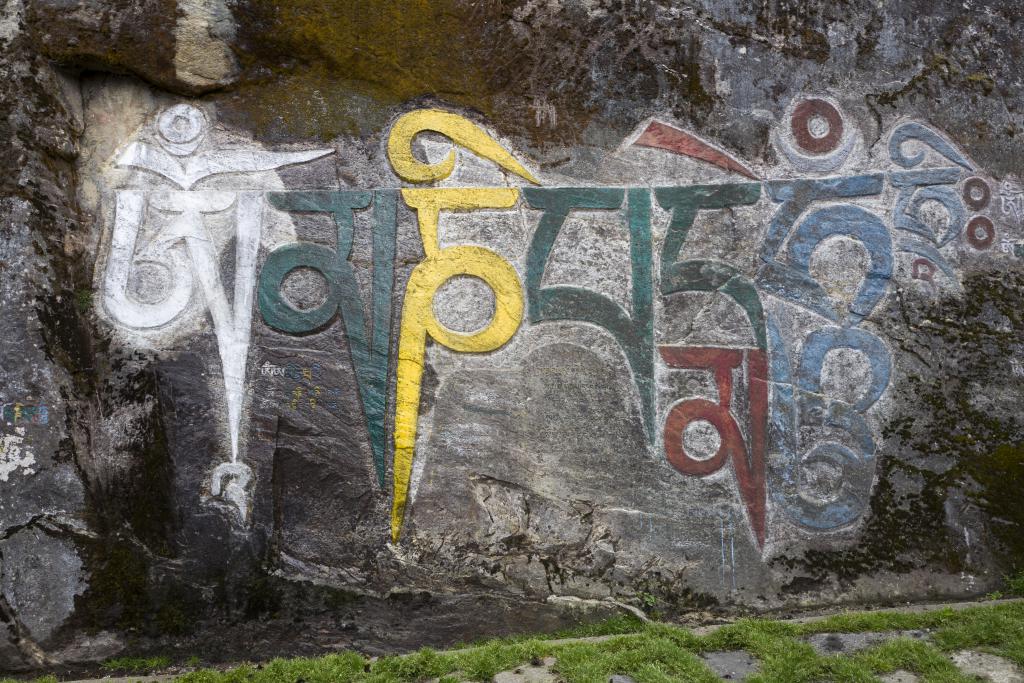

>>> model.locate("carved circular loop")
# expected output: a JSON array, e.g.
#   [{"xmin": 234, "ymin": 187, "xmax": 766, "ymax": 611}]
[
  {"xmin": 159, "ymin": 104, "xmax": 206, "ymax": 143},
  {"xmin": 157, "ymin": 104, "xmax": 208, "ymax": 156},
  {"xmin": 280, "ymin": 266, "xmax": 331, "ymax": 311},
  {"xmin": 663, "ymin": 398, "xmax": 741, "ymax": 477},
  {"xmin": 797, "ymin": 443, "xmax": 855, "ymax": 506},
  {"xmin": 911, "ymin": 258, "xmax": 936, "ymax": 282},
  {"xmin": 791, "ymin": 99, "xmax": 843, "ymax": 154},
  {"xmin": 258, "ymin": 243, "xmax": 343, "ymax": 333},
  {"xmin": 966, "ymin": 215, "xmax": 995, "ymax": 250},
  {"xmin": 962, "ymin": 177, "xmax": 991, "ymax": 211},
  {"xmin": 416, "ymin": 246, "xmax": 523, "ymax": 354},
  {"xmin": 431, "ymin": 275, "xmax": 496, "ymax": 334}
]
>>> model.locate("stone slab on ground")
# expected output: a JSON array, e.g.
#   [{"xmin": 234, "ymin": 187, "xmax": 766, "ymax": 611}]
[
  {"xmin": 492, "ymin": 657, "xmax": 559, "ymax": 682},
  {"xmin": 950, "ymin": 650, "xmax": 1024, "ymax": 682},
  {"xmin": 879, "ymin": 672, "xmax": 920, "ymax": 683},
  {"xmin": 804, "ymin": 630, "xmax": 930, "ymax": 655},
  {"xmin": 700, "ymin": 651, "xmax": 760, "ymax": 680}
]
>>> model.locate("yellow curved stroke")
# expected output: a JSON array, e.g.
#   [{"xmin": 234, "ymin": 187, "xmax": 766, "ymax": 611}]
[
  {"xmin": 402, "ymin": 187, "xmax": 519, "ymax": 257},
  {"xmin": 387, "ymin": 109, "xmax": 539, "ymax": 185},
  {"xmin": 391, "ymin": 188, "xmax": 524, "ymax": 542}
]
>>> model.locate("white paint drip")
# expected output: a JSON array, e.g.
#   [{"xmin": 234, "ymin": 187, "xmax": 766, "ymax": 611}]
[{"xmin": 730, "ymin": 513, "xmax": 737, "ymax": 592}]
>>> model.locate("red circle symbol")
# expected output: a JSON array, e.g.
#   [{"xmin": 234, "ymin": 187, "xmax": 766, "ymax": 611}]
[
  {"xmin": 963, "ymin": 177, "xmax": 991, "ymax": 211},
  {"xmin": 791, "ymin": 99, "xmax": 844, "ymax": 154},
  {"xmin": 966, "ymin": 216, "xmax": 995, "ymax": 250},
  {"xmin": 663, "ymin": 398, "xmax": 744, "ymax": 477}
]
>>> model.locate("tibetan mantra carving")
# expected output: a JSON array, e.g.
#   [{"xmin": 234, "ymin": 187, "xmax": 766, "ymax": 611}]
[{"xmin": 99, "ymin": 99, "xmax": 1002, "ymax": 549}]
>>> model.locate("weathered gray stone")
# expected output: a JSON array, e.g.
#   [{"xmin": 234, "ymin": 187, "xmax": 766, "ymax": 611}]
[
  {"xmin": 50, "ymin": 630, "xmax": 124, "ymax": 665},
  {"xmin": 879, "ymin": 672, "xmax": 920, "ymax": 683},
  {"xmin": 950, "ymin": 650, "xmax": 1024, "ymax": 683},
  {"xmin": 24, "ymin": 0, "xmax": 235, "ymax": 95},
  {"xmin": 699, "ymin": 651, "xmax": 759, "ymax": 680},
  {"xmin": 0, "ymin": 528, "xmax": 85, "ymax": 642},
  {"xmin": 492, "ymin": 657, "xmax": 558, "ymax": 683},
  {"xmin": 804, "ymin": 630, "xmax": 929, "ymax": 655}
]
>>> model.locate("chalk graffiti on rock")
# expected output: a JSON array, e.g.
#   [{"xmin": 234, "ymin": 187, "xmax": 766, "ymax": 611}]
[
  {"xmin": 1, "ymin": 403, "xmax": 49, "ymax": 426},
  {"xmin": 99, "ymin": 98, "xmax": 1003, "ymax": 549}
]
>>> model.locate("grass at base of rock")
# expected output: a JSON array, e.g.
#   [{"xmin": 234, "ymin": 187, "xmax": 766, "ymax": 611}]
[
  {"xmin": 454, "ymin": 613, "xmax": 650, "ymax": 649},
  {"xmin": 177, "ymin": 602, "xmax": 1024, "ymax": 683},
  {"xmin": 101, "ymin": 655, "xmax": 173, "ymax": 673},
  {"xmin": 5, "ymin": 601, "xmax": 1024, "ymax": 682}
]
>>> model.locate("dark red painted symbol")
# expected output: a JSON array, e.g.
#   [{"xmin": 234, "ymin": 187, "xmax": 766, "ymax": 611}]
[
  {"xmin": 911, "ymin": 258, "xmax": 936, "ymax": 285},
  {"xmin": 633, "ymin": 120, "xmax": 759, "ymax": 179},
  {"xmin": 659, "ymin": 346, "xmax": 767, "ymax": 548},
  {"xmin": 791, "ymin": 99, "xmax": 843, "ymax": 154},
  {"xmin": 963, "ymin": 177, "xmax": 991, "ymax": 211},
  {"xmin": 966, "ymin": 215, "xmax": 995, "ymax": 250}
]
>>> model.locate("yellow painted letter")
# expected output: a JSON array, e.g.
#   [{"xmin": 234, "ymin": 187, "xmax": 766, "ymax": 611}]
[
  {"xmin": 391, "ymin": 188, "xmax": 523, "ymax": 542},
  {"xmin": 387, "ymin": 109, "xmax": 539, "ymax": 185}
]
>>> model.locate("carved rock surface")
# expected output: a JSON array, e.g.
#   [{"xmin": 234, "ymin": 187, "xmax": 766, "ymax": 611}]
[{"xmin": 2, "ymin": 0, "xmax": 1024, "ymax": 672}]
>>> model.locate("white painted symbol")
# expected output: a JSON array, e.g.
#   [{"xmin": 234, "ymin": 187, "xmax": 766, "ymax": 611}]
[
  {"xmin": 211, "ymin": 462, "xmax": 253, "ymax": 523},
  {"xmin": 102, "ymin": 104, "xmax": 332, "ymax": 522},
  {"xmin": 1000, "ymin": 178, "xmax": 1024, "ymax": 223},
  {"xmin": 259, "ymin": 361, "xmax": 286, "ymax": 377}
]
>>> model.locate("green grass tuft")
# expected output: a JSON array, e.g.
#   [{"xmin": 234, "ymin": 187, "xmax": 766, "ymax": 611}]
[
  {"xmin": 1006, "ymin": 571, "xmax": 1024, "ymax": 596},
  {"xmin": 101, "ymin": 655, "xmax": 172, "ymax": 673}
]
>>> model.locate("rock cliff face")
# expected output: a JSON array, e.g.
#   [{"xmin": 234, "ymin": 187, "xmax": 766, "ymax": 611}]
[{"xmin": 2, "ymin": 0, "xmax": 1024, "ymax": 670}]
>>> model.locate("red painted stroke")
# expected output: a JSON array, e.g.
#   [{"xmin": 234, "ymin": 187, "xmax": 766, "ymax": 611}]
[
  {"xmin": 660, "ymin": 346, "xmax": 767, "ymax": 547},
  {"xmin": 911, "ymin": 258, "xmax": 936, "ymax": 283},
  {"xmin": 634, "ymin": 121, "xmax": 759, "ymax": 180}
]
